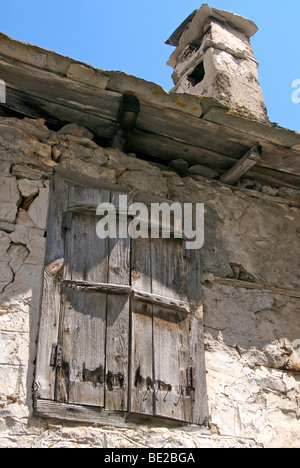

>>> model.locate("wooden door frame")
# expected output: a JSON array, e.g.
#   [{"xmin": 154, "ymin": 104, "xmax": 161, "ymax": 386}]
[{"xmin": 34, "ymin": 167, "xmax": 209, "ymax": 428}]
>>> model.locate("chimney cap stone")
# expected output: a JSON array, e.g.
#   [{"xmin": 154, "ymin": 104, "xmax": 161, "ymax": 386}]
[{"xmin": 166, "ymin": 4, "xmax": 258, "ymax": 48}]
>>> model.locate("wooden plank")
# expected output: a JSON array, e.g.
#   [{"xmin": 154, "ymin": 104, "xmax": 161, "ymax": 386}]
[
  {"xmin": 56, "ymin": 185, "xmax": 110, "ymax": 408},
  {"xmin": 130, "ymin": 237, "xmax": 154, "ymax": 416},
  {"xmin": 219, "ymin": 144, "xmax": 262, "ymax": 185},
  {"xmin": 35, "ymin": 399, "xmax": 130, "ymax": 428},
  {"xmin": 213, "ymin": 275, "xmax": 300, "ymax": 299},
  {"xmin": 68, "ymin": 200, "xmax": 134, "ymax": 217},
  {"xmin": 35, "ymin": 399, "xmax": 188, "ymax": 428},
  {"xmin": 137, "ymin": 101, "xmax": 300, "ymax": 178},
  {"xmin": 186, "ymin": 247, "xmax": 208, "ymax": 425},
  {"xmin": 152, "ymin": 306, "xmax": 192, "ymax": 423},
  {"xmin": 105, "ymin": 191, "xmax": 131, "ymax": 412},
  {"xmin": 150, "ymin": 237, "xmax": 193, "ymax": 423},
  {"xmin": 129, "ymin": 130, "xmax": 300, "ymax": 189},
  {"xmin": 57, "ymin": 286, "xmax": 106, "ymax": 407},
  {"xmin": 190, "ymin": 306, "xmax": 209, "ymax": 425},
  {"xmin": 35, "ymin": 271, "xmax": 62, "ymax": 400},
  {"xmin": 150, "ymin": 238, "xmax": 188, "ymax": 302},
  {"xmin": 67, "ymin": 201, "xmax": 186, "ymax": 239},
  {"xmin": 64, "ymin": 185, "xmax": 110, "ymax": 282},
  {"xmin": 247, "ymin": 166, "xmax": 300, "ymax": 190},
  {"xmin": 137, "ymin": 101, "xmax": 249, "ymax": 158},
  {"xmin": 0, "ymin": 56, "xmax": 120, "ymax": 122},
  {"xmin": 203, "ymin": 105, "xmax": 300, "ymax": 149},
  {"xmin": 132, "ymin": 290, "xmax": 191, "ymax": 314},
  {"xmin": 35, "ymin": 173, "xmax": 68, "ymax": 400},
  {"xmin": 3, "ymin": 87, "xmax": 115, "ymax": 140},
  {"xmin": 62, "ymin": 280, "xmax": 131, "ymax": 295},
  {"xmin": 44, "ymin": 173, "xmax": 69, "ymax": 266},
  {"xmin": 130, "ymin": 128, "xmax": 236, "ymax": 171}
]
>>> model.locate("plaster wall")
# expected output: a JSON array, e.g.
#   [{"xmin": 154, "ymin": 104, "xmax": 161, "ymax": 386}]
[{"xmin": 0, "ymin": 117, "xmax": 299, "ymax": 448}]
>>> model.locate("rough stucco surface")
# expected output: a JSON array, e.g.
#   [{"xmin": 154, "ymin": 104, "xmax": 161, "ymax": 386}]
[
  {"xmin": 0, "ymin": 117, "xmax": 299, "ymax": 448},
  {"xmin": 171, "ymin": 18, "xmax": 268, "ymax": 123}
]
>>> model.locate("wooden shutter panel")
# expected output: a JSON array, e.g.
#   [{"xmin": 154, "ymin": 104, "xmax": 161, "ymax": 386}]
[
  {"xmin": 35, "ymin": 171, "xmax": 208, "ymax": 425},
  {"xmin": 56, "ymin": 184, "xmax": 110, "ymax": 406},
  {"xmin": 131, "ymin": 236, "xmax": 154, "ymax": 416},
  {"xmin": 151, "ymin": 237, "xmax": 192, "ymax": 422},
  {"xmin": 35, "ymin": 173, "xmax": 69, "ymax": 401},
  {"xmin": 104, "ymin": 191, "xmax": 131, "ymax": 412},
  {"xmin": 36, "ymin": 175, "xmax": 131, "ymax": 412},
  {"xmin": 57, "ymin": 285, "xmax": 107, "ymax": 406},
  {"xmin": 130, "ymin": 235, "xmax": 207, "ymax": 424}
]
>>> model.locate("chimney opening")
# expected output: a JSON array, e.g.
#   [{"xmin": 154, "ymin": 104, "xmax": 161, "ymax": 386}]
[{"xmin": 187, "ymin": 61, "xmax": 205, "ymax": 87}]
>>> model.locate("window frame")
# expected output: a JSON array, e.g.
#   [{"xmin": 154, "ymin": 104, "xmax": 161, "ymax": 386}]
[{"xmin": 34, "ymin": 168, "xmax": 208, "ymax": 428}]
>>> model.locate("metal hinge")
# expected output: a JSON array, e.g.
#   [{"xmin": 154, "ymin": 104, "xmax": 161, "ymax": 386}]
[
  {"xmin": 186, "ymin": 367, "xmax": 196, "ymax": 391},
  {"xmin": 50, "ymin": 344, "xmax": 62, "ymax": 368}
]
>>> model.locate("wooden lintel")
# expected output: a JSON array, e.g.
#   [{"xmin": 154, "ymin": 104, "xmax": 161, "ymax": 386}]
[
  {"xmin": 112, "ymin": 94, "xmax": 140, "ymax": 151},
  {"xmin": 219, "ymin": 144, "xmax": 262, "ymax": 185}
]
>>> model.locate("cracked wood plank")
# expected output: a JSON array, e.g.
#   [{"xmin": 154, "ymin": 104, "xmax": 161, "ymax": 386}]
[
  {"xmin": 104, "ymin": 190, "xmax": 131, "ymax": 412},
  {"xmin": 132, "ymin": 290, "xmax": 191, "ymax": 314},
  {"xmin": 35, "ymin": 173, "xmax": 69, "ymax": 400},
  {"xmin": 56, "ymin": 184, "xmax": 110, "ymax": 407},
  {"xmin": 62, "ymin": 280, "xmax": 131, "ymax": 295}
]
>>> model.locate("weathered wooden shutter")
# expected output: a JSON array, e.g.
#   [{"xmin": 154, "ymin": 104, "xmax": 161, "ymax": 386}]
[
  {"xmin": 131, "ymin": 235, "xmax": 207, "ymax": 424},
  {"xmin": 35, "ymin": 171, "xmax": 208, "ymax": 425},
  {"xmin": 35, "ymin": 173, "xmax": 131, "ymax": 412}
]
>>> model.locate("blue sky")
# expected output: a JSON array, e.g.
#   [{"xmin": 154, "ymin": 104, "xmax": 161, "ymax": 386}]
[{"xmin": 1, "ymin": 1, "xmax": 300, "ymax": 132}]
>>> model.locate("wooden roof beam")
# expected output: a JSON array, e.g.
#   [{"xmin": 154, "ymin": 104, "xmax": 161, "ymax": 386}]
[{"xmin": 219, "ymin": 144, "xmax": 262, "ymax": 185}]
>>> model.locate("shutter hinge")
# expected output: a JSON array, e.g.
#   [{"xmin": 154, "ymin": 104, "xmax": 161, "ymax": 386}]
[
  {"xmin": 50, "ymin": 344, "xmax": 62, "ymax": 368},
  {"xmin": 187, "ymin": 367, "xmax": 196, "ymax": 390}
]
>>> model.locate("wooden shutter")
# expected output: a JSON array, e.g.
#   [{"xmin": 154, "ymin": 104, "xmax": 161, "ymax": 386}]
[
  {"xmin": 35, "ymin": 171, "xmax": 208, "ymax": 425},
  {"xmin": 131, "ymin": 235, "xmax": 207, "ymax": 424},
  {"xmin": 35, "ymin": 173, "xmax": 131, "ymax": 412}
]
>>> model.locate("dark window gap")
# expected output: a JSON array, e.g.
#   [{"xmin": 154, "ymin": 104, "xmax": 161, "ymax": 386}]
[{"xmin": 187, "ymin": 61, "xmax": 205, "ymax": 87}]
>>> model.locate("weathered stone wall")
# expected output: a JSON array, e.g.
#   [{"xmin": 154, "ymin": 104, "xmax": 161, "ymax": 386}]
[{"xmin": 0, "ymin": 117, "xmax": 299, "ymax": 448}]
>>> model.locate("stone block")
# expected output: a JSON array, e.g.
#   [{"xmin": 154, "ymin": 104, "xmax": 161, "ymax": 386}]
[
  {"xmin": 0, "ymin": 176, "xmax": 21, "ymax": 223},
  {"xmin": 0, "ymin": 331, "xmax": 29, "ymax": 367},
  {"xmin": 27, "ymin": 187, "xmax": 49, "ymax": 230},
  {"xmin": 58, "ymin": 123, "xmax": 94, "ymax": 140},
  {"xmin": 17, "ymin": 179, "xmax": 42, "ymax": 199},
  {"xmin": 67, "ymin": 63, "xmax": 109, "ymax": 89},
  {"xmin": 119, "ymin": 170, "xmax": 168, "ymax": 198},
  {"xmin": 0, "ymin": 125, "xmax": 51, "ymax": 159}
]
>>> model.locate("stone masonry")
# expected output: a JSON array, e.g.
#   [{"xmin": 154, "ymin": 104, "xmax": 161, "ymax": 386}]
[
  {"xmin": 0, "ymin": 117, "xmax": 299, "ymax": 448},
  {"xmin": 167, "ymin": 4, "xmax": 269, "ymax": 123}
]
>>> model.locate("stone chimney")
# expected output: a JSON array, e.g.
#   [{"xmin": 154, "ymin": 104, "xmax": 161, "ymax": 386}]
[{"xmin": 166, "ymin": 4, "xmax": 269, "ymax": 123}]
